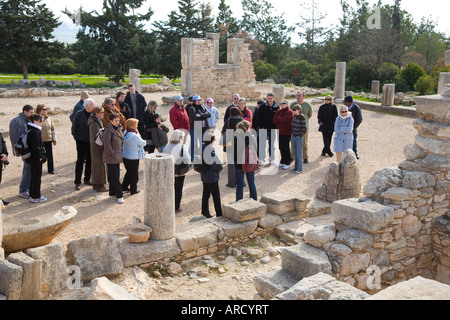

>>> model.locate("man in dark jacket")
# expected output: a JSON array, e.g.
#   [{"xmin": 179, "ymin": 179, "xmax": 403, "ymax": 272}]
[
  {"xmin": 70, "ymin": 91, "xmax": 90, "ymax": 123},
  {"xmin": 223, "ymin": 93, "xmax": 240, "ymax": 124},
  {"xmin": 72, "ymin": 98, "xmax": 95, "ymax": 190},
  {"xmin": 344, "ymin": 96, "xmax": 363, "ymax": 159},
  {"xmin": 188, "ymin": 95, "xmax": 210, "ymax": 162},
  {"xmin": 124, "ymin": 84, "xmax": 147, "ymax": 136},
  {"xmin": 0, "ymin": 131, "xmax": 9, "ymax": 205},
  {"xmin": 256, "ymin": 93, "xmax": 279, "ymax": 166}
]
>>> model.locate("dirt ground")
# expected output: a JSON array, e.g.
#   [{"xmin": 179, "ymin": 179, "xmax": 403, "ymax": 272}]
[{"xmin": 0, "ymin": 84, "xmax": 417, "ymax": 300}]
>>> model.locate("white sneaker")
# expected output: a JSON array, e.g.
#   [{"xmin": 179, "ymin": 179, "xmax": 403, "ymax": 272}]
[
  {"xmin": 296, "ymin": 170, "xmax": 303, "ymax": 174},
  {"xmin": 29, "ymin": 196, "xmax": 47, "ymax": 203},
  {"xmin": 19, "ymin": 191, "xmax": 30, "ymax": 199},
  {"xmin": 282, "ymin": 165, "xmax": 290, "ymax": 170},
  {"xmin": 117, "ymin": 197, "xmax": 124, "ymax": 204},
  {"xmin": 258, "ymin": 160, "xmax": 265, "ymax": 166},
  {"xmin": 271, "ymin": 161, "xmax": 280, "ymax": 167}
]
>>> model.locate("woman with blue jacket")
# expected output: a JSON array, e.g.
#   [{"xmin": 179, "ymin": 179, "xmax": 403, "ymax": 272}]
[
  {"xmin": 201, "ymin": 132, "xmax": 223, "ymax": 218},
  {"xmin": 334, "ymin": 106, "xmax": 355, "ymax": 163},
  {"xmin": 122, "ymin": 118, "xmax": 146, "ymax": 195}
]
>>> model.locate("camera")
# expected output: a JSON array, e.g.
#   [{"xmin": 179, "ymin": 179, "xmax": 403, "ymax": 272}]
[{"xmin": 3, "ymin": 160, "xmax": 9, "ymax": 165}]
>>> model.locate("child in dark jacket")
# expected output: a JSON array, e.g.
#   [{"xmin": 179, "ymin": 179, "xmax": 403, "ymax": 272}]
[{"xmin": 200, "ymin": 133, "xmax": 223, "ymax": 218}]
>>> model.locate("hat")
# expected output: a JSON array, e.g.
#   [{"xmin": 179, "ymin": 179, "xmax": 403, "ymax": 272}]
[
  {"xmin": 188, "ymin": 96, "xmax": 193, "ymax": 102},
  {"xmin": 192, "ymin": 95, "xmax": 202, "ymax": 101},
  {"xmin": 206, "ymin": 98, "xmax": 214, "ymax": 103},
  {"xmin": 344, "ymin": 96, "xmax": 353, "ymax": 103},
  {"xmin": 174, "ymin": 95, "xmax": 184, "ymax": 101}
]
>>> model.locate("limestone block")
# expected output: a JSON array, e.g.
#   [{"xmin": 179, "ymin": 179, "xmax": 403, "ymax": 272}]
[
  {"xmin": 0, "ymin": 260, "xmax": 23, "ymax": 300},
  {"xmin": 257, "ymin": 213, "xmax": 283, "ymax": 231},
  {"xmin": 402, "ymin": 171, "xmax": 436, "ymax": 189},
  {"xmin": 128, "ymin": 223, "xmax": 152, "ymax": 244},
  {"xmin": 438, "ymin": 73, "xmax": 450, "ymax": 95},
  {"xmin": 253, "ymin": 268, "xmax": 300, "ymax": 300},
  {"xmin": 307, "ymin": 198, "xmax": 332, "ymax": 217},
  {"xmin": 415, "ymin": 95, "xmax": 450, "ymax": 125},
  {"xmin": 118, "ymin": 238, "xmax": 181, "ymax": 268},
  {"xmin": 304, "ymin": 225, "xmax": 336, "ymax": 249},
  {"xmin": 329, "ymin": 244, "xmax": 352, "ymax": 257},
  {"xmin": 260, "ymin": 192, "xmax": 310, "ymax": 215},
  {"xmin": 281, "ymin": 243, "xmax": 332, "ymax": 279},
  {"xmin": 274, "ymin": 220, "xmax": 303, "ymax": 243},
  {"xmin": 85, "ymin": 277, "xmax": 137, "ymax": 300},
  {"xmin": 332, "ymin": 198, "xmax": 394, "ymax": 232},
  {"xmin": 381, "ymin": 187, "xmax": 420, "ymax": 201},
  {"xmin": 363, "ymin": 167, "xmax": 403, "ymax": 200},
  {"xmin": 274, "ymin": 272, "xmax": 369, "ymax": 300},
  {"xmin": 67, "ymin": 233, "xmax": 124, "ymax": 281},
  {"xmin": 210, "ymin": 217, "xmax": 258, "ymax": 239},
  {"xmin": 413, "ymin": 119, "xmax": 450, "ymax": 138},
  {"xmin": 26, "ymin": 242, "xmax": 68, "ymax": 297},
  {"xmin": 367, "ymin": 276, "xmax": 450, "ymax": 300},
  {"xmin": 382, "ymin": 84, "xmax": 395, "ymax": 106},
  {"xmin": 223, "ymin": 198, "xmax": 267, "ymax": 222},
  {"xmin": 404, "ymin": 144, "xmax": 426, "ymax": 161},
  {"xmin": 7, "ymin": 252, "xmax": 42, "ymax": 300},
  {"xmin": 415, "ymin": 135, "xmax": 450, "ymax": 157},
  {"xmin": 436, "ymin": 264, "xmax": 450, "ymax": 285},
  {"xmin": 176, "ymin": 219, "xmax": 220, "ymax": 252},
  {"xmin": 335, "ymin": 229, "xmax": 373, "ymax": 252},
  {"xmin": 402, "ymin": 215, "xmax": 422, "ymax": 236},
  {"xmin": 339, "ymin": 253, "xmax": 371, "ymax": 276}
]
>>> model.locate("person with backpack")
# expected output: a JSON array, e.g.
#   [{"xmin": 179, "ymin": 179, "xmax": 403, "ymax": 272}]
[
  {"xmin": 151, "ymin": 113, "xmax": 169, "ymax": 153},
  {"xmin": 163, "ymin": 130, "xmax": 191, "ymax": 213},
  {"xmin": 27, "ymin": 114, "xmax": 47, "ymax": 203},
  {"xmin": 36, "ymin": 104, "xmax": 56, "ymax": 175},
  {"xmin": 221, "ymin": 107, "xmax": 243, "ymax": 188},
  {"xmin": 188, "ymin": 95, "xmax": 211, "ymax": 162},
  {"xmin": 122, "ymin": 118, "xmax": 146, "ymax": 195},
  {"xmin": 9, "ymin": 104, "xmax": 34, "ymax": 199},
  {"xmin": 103, "ymin": 113, "xmax": 124, "ymax": 204},
  {"xmin": 88, "ymin": 106, "xmax": 108, "ymax": 193},
  {"xmin": 200, "ymin": 132, "xmax": 223, "ymax": 218}
]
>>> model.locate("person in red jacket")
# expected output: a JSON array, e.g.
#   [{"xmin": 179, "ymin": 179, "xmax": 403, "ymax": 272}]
[
  {"xmin": 238, "ymin": 98, "xmax": 252, "ymax": 128},
  {"xmin": 169, "ymin": 95, "xmax": 190, "ymax": 139},
  {"xmin": 273, "ymin": 99, "xmax": 294, "ymax": 171}
]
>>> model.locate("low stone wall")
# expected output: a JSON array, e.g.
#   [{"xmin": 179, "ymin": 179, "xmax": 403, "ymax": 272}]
[
  {"xmin": 432, "ymin": 212, "xmax": 450, "ymax": 284},
  {"xmin": 355, "ymin": 100, "xmax": 417, "ymax": 118}
]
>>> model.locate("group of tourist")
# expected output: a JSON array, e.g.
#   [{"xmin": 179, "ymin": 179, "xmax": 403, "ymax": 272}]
[{"xmin": 1, "ymin": 87, "xmax": 362, "ymax": 221}]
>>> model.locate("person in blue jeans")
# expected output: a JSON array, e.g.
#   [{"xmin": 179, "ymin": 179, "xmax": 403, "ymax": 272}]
[
  {"xmin": 234, "ymin": 120, "xmax": 258, "ymax": 201},
  {"xmin": 290, "ymin": 105, "xmax": 307, "ymax": 174}
]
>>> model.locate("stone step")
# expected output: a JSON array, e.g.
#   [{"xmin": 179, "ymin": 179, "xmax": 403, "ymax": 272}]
[
  {"xmin": 274, "ymin": 214, "xmax": 334, "ymax": 244},
  {"xmin": 281, "ymin": 243, "xmax": 332, "ymax": 280},
  {"xmin": 222, "ymin": 198, "xmax": 267, "ymax": 222},
  {"xmin": 253, "ymin": 268, "xmax": 301, "ymax": 300},
  {"xmin": 260, "ymin": 192, "xmax": 310, "ymax": 216}
]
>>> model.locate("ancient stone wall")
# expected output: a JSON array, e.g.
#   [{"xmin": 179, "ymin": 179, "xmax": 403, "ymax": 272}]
[{"xmin": 181, "ymin": 33, "xmax": 260, "ymax": 102}]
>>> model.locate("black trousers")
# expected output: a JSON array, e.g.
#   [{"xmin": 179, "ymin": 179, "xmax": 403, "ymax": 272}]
[
  {"xmin": 43, "ymin": 141, "xmax": 54, "ymax": 173},
  {"xmin": 107, "ymin": 163, "xmax": 123, "ymax": 199},
  {"xmin": 202, "ymin": 181, "xmax": 223, "ymax": 217},
  {"xmin": 75, "ymin": 140, "xmax": 91, "ymax": 185},
  {"xmin": 321, "ymin": 132, "xmax": 334, "ymax": 155},
  {"xmin": 279, "ymin": 135, "xmax": 292, "ymax": 166},
  {"xmin": 175, "ymin": 175, "xmax": 186, "ymax": 210},
  {"xmin": 30, "ymin": 161, "xmax": 43, "ymax": 199},
  {"xmin": 122, "ymin": 158, "xmax": 139, "ymax": 194}
]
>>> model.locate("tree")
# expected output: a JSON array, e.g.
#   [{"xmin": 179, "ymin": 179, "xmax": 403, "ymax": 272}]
[
  {"xmin": 240, "ymin": 0, "xmax": 294, "ymax": 65},
  {"xmin": 0, "ymin": 0, "xmax": 62, "ymax": 79},
  {"xmin": 65, "ymin": 0, "xmax": 158, "ymax": 83},
  {"xmin": 215, "ymin": 0, "xmax": 240, "ymax": 62},
  {"xmin": 413, "ymin": 33, "xmax": 447, "ymax": 70}
]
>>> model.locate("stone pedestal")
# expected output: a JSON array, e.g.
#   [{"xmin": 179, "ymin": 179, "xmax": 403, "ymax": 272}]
[
  {"xmin": 445, "ymin": 50, "xmax": 450, "ymax": 67},
  {"xmin": 438, "ymin": 73, "xmax": 450, "ymax": 95},
  {"xmin": 371, "ymin": 80, "xmax": 380, "ymax": 95},
  {"xmin": 144, "ymin": 154, "xmax": 175, "ymax": 240},
  {"xmin": 129, "ymin": 69, "xmax": 141, "ymax": 93},
  {"xmin": 273, "ymin": 85, "xmax": 285, "ymax": 104},
  {"xmin": 382, "ymin": 84, "xmax": 395, "ymax": 106},
  {"xmin": 334, "ymin": 62, "xmax": 346, "ymax": 99}
]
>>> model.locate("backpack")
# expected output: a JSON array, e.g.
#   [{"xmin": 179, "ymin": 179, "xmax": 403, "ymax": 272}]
[
  {"xmin": 95, "ymin": 128, "xmax": 106, "ymax": 147},
  {"xmin": 14, "ymin": 129, "xmax": 31, "ymax": 160},
  {"xmin": 175, "ymin": 147, "xmax": 191, "ymax": 175},
  {"xmin": 193, "ymin": 154, "xmax": 207, "ymax": 173},
  {"xmin": 242, "ymin": 145, "xmax": 260, "ymax": 173}
]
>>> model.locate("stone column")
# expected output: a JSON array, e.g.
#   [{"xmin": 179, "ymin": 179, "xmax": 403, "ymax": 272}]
[
  {"xmin": 144, "ymin": 154, "xmax": 175, "ymax": 240},
  {"xmin": 334, "ymin": 62, "xmax": 346, "ymax": 100},
  {"xmin": 438, "ymin": 73, "xmax": 450, "ymax": 95},
  {"xmin": 206, "ymin": 33, "xmax": 220, "ymax": 65},
  {"xmin": 371, "ymin": 80, "xmax": 380, "ymax": 95},
  {"xmin": 382, "ymin": 84, "xmax": 395, "ymax": 106},
  {"xmin": 445, "ymin": 50, "xmax": 450, "ymax": 67},
  {"xmin": 273, "ymin": 85, "xmax": 285, "ymax": 104},
  {"xmin": 227, "ymin": 38, "xmax": 245, "ymax": 65},
  {"xmin": 129, "ymin": 69, "xmax": 141, "ymax": 93}
]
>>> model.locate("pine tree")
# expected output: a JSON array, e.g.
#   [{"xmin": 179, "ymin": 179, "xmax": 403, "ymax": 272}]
[
  {"xmin": 0, "ymin": 0, "xmax": 62, "ymax": 79},
  {"xmin": 215, "ymin": 0, "xmax": 240, "ymax": 62}
]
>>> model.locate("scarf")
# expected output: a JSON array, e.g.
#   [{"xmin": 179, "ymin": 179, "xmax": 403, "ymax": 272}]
[
  {"xmin": 339, "ymin": 111, "xmax": 352, "ymax": 120},
  {"xmin": 127, "ymin": 129, "xmax": 138, "ymax": 134}
]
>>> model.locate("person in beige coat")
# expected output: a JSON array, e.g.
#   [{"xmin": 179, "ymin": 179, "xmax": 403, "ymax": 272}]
[
  {"xmin": 88, "ymin": 106, "xmax": 108, "ymax": 192},
  {"xmin": 103, "ymin": 113, "xmax": 124, "ymax": 204},
  {"xmin": 37, "ymin": 104, "xmax": 56, "ymax": 174}
]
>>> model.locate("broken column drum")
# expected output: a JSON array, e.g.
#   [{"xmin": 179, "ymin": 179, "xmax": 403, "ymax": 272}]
[
  {"xmin": 382, "ymin": 84, "xmax": 395, "ymax": 106},
  {"xmin": 144, "ymin": 154, "xmax": 175, "ymax": 240},
  {"xmin": 129, "ymin": 69, "xmax": 141, "ymax": 93},
  {"xmin": 334, "ymin": 62, "xmax": 346, "ymax": 99}
]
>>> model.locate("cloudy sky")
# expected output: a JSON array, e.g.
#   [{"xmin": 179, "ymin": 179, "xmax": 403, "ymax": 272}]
[{"xmin": 42, "ymin": 0, "xmax": 450, "ymax": 44}]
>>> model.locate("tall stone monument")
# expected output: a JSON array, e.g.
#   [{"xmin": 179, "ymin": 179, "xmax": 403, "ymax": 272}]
[
  {"xmin": 129, "ymin": 69, "xmax": 141, "ymax": 93},
  {"xmin": 371, "ymin": 80, "xmax": 380, "ymax": 95},
  {"xmin": 144, "ymin": 154, "xmax": 175, "ymax": 240},
  {"xmin": 273, "ymin": 85, "xmax": 285, "ymax": 104},
  {"xmin": 381, "ymin": 84, "xmax": 395, "ymax": 106},
  {"xmin": 334, "ymin": 62, "xmax": 346, "ymax": 101}
]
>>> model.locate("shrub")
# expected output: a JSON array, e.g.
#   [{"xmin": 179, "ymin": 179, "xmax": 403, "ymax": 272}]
[
  {"xmin": 414, "ymin": 75, "xmax": 436, "ymax": 95},
  {"xmin": 253, "ymin": 60, "xmax": 278, "ymax": 82},
  {"xmin": 378, "ymin": 62, "xmax": 400, "ymax": 84},
  {"xmin": 400, "ymin": 62, "xmax": 426, "ymax": 91},
  {"xmin": 278, "ymin": 60, "xmax": 315, "ymax": 86},
  {"xmin": 346, "ymin": 57, "xmax": 373, "ymax": 91}
]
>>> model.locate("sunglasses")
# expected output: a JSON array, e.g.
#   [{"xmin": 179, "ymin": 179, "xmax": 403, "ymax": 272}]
[
  {"xmin": 281, "ymin": 102, "xmax": 287, "ymax": 105},
  {"xmin": 325, "ymin": 99, "xmax": 331, "ymax": 101},
  {"xmin": 42, "ymin": 108, "xmax": 47, "ymax": 110},
  {"xmin": 341, "ymin": 111, "xmax": 348, "ymax": 113}
]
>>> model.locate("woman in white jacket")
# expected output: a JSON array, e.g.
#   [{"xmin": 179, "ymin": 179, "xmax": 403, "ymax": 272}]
[
  {"xmin": 334, "ymin": 106, "xmax": 355, "ymax": 163},
  {"xmin": 122, "ymin": 118, "xmax": 146, "ymax": 195}
]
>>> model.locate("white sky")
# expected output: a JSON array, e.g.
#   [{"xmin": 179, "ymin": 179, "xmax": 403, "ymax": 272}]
[{"xmin": 44, "ymin": 0, "xmax": 450, "ymax": 44}]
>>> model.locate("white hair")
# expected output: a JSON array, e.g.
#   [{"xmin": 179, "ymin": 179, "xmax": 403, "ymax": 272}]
[
  {"xmin": 170, "ymin": 130, "xmax": 186, "ymax": 144},
  {"xmin": 84, "ymin": 98, "xmax": 95, "ymax": 108}
]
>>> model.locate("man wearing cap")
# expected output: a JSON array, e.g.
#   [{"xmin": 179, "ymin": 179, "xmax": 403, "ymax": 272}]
[
  {"xmin": 188, "ymin": 95, "xmax": 211, "ymax": 162},
  {"xmin": 170, "ymin": 95, "xmax": 190, "ymax": 134},
  {"xmin": 344, "ymin": 95, "xmax": 363, "ymax": 159},
  {"xmin": 70, "ymin": 91, "xmax": 90, "ymax": 123}
]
